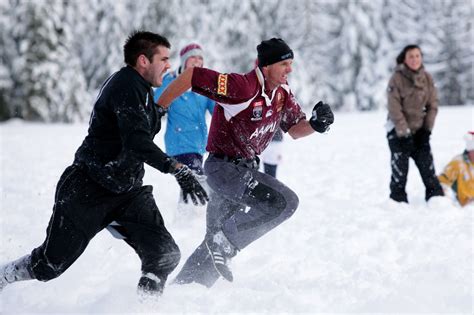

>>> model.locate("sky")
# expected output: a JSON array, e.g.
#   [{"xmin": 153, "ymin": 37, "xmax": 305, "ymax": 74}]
[{"xmin": 0, "ymin": 105, "xmax": 473, "ymax": 314}]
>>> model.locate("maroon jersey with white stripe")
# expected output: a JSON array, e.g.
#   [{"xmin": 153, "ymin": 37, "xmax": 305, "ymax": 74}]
[{"xmin": 191, "ymin": 67, "xmax": 306, "ymax": 159}]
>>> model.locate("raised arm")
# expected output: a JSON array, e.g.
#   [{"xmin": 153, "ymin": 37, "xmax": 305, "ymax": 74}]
[{"xmin": 156, "ymin": 67, "xmax": 194, "ymax": 108}]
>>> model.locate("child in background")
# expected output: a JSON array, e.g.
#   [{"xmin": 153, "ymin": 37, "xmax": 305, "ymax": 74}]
[{"xmin": 438, "ymin": 131, "xmax": 474, "ymax": 206}]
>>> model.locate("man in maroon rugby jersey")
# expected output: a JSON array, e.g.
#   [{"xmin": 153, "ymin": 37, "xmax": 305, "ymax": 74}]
[{"xmin": 157, "ymin": 38, "xmax": 334, "ymax": 287}]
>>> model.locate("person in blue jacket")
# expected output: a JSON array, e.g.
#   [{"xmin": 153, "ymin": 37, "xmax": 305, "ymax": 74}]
[
  {"xmin": 155, "ymin": 43, "xmax": 214, "ymax": 175},
  {"xmin": 154, "ymin": 43, "xmax": 214, "ymax": 218}
]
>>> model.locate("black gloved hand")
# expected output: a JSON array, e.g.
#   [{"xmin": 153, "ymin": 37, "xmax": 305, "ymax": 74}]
[
  {"xmin": 309, "ymin": 101, "xmax": 334, "ymax": 133},
  {"xmin": 174, "ymin": 165, "xmax": 209, "ymax": 205},
  {"xmin": 156, "ymin": 105, "xmax": 168, "ymax": 118},
  {"xmin": 398, "ymin": 135, "xmax": 414, "ymax": 152},
  {"xmin": 415, "ymin": 128, "xmax": 431, "ymax": 144}
]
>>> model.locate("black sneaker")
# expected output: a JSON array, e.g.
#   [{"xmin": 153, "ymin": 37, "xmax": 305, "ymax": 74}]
[
  {"xmin": 173, "ymin": 240, "xmax": 221, "ymax": 288},
  {"xmin": 205, "ymin": 231, "xmax": 236, "ymax": 282}
]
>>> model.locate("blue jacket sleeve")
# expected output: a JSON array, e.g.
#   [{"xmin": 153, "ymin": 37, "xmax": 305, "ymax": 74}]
[{"xmin": 207, "ymin": 98, "xmax": 215, "ymax": 115}]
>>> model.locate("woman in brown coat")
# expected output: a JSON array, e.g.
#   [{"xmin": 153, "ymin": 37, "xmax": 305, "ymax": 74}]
[{"xmin": 386, "ymin": 44, "xmax": 444, "ymax": 203}]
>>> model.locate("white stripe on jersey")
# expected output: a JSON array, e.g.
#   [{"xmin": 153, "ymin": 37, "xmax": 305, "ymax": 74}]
[
  {"xmin": 218, "ymin": 92, "xmax": 258, "ymax": 121},
  {"xmin": 89, "ymin": 71, "xmax": 119, "ymax": 125}
]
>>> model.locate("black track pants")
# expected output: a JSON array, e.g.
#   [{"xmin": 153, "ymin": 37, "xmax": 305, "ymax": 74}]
[
  {"xmin": 30, "ymin": 165, "xmax": 180, "ymax": 282},
  {"xmin": 203, "ymin": 155, "xmax": 299, "ymax": 250},
  {"xmin": 174, "ymin": 155, "xmax": 299, "ymax": 286}
]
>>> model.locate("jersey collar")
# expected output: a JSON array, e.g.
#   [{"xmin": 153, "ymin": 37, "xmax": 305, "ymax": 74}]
[{"xmin": 256, "ymin": 67, "xmax": 278, "ymax": 106}]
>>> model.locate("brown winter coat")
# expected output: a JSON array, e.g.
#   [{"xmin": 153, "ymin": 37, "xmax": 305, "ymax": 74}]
[{"xmin": 386, "ymin": 64, "xmax": 439, "ymax": 137}]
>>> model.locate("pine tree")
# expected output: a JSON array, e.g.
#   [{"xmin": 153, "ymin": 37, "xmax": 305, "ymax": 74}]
[
  {"xmin": 4, "ymin": 0, "xmax": 89, "ymax": 122},
  {"xmin": 429, "ymin": 0, "xmax": 473, "ymax": 105},
  {"xmin": 69, "ymin": 0, "xmax": 132, "ymax": 91},
  {"xmin": 141, "ymin": 0, "xmax": 199, "ymax": 70},
  {"xmin": 311, "ymin": 0, "xmax": 384, "ymax": 111}
]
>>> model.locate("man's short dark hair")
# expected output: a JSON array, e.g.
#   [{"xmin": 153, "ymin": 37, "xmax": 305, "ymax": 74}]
[{"xmin": 124, "ymin": 31, "xmax": 171, "ymax": 67}]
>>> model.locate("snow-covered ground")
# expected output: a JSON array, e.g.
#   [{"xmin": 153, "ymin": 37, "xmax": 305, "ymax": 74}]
[{"xmin": 0, "ymin": 106, "xmax": 472, "ymax": 314}]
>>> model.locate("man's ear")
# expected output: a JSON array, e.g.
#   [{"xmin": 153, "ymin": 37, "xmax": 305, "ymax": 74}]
[{"xmin": 137, "ymin": 54, "xmax": 150, "ymax": 67}]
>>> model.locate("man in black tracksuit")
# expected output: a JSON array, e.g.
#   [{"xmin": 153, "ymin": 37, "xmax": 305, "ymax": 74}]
[{"xmin": 0, "ymin": 31, "xmax": 208, "ymax": 297}]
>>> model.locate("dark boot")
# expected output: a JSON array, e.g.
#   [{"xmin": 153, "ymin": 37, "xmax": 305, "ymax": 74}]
[
  {"xmin": 137, "ymin": 272, "xmax": 164, "ymax": 297},
  {"xmin": 425, "ymin": 185, "xmax": 445, "ymax": 201},
  {"xmin": 390, "ymin": 191, "xmax": 408, "ymax": 203}
]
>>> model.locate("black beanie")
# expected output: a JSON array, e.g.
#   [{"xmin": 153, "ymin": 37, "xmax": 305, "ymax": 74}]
[{"xmin": 257, "ymin": 38, "xmax": 294, "ymax": 67}]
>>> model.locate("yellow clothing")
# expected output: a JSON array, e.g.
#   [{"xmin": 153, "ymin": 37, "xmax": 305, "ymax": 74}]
[{"xmin": 439, "ymin": 151, "xmax": 474, "ymax": 206}]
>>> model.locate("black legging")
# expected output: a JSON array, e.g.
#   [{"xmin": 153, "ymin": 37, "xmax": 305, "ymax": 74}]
[{"xmin": 387, "ymin": 130, "xmax": 443, "ymax": 201}]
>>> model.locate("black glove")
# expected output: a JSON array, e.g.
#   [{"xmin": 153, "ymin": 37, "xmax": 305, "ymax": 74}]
[
  {"xmin": 156, "ymin": 105, "xmax": 168, "ymax": 118},
  {"xmin": 174, "ymin": 165, "xmax": 209, "ymax": 205},
  {"xmin": 309, "ymin": 101, "xmax": 334, "ymax": 133},
  {"xmin": 414, "ymin": 128, "xmax": 431, "ymax": 145},
  {"xmin": 398, "ymin": 135, "xmax": 414, "ymax": 152}
]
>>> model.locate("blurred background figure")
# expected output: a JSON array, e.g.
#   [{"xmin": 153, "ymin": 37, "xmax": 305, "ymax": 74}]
[
  {"xmin": 385, "ymin": 44, "xmax": 444, "ymax": 203},
  {"xmin": 260, "ymin": 127, "xmax": 283, "ymax": 178},
  {"xmin": 438, "ymin": 131, "xmax": 474, "ymax": 207},
  {"xmin": 154, "ymin": 43, "xmax": 215, "ymax": 220}
]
